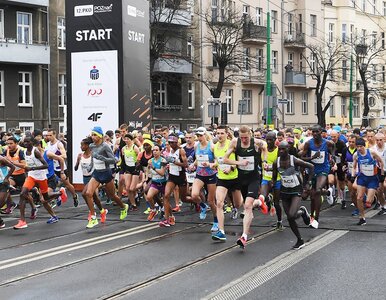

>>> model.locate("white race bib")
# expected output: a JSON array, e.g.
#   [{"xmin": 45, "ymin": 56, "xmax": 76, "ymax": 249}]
[
  {"xmin": 281, "ymin": 175, "xmax": 300, "ymax": 188},
  {"xmin": 151, "ymin": 169, "xmax": 164, "ymax": 181},
  {"xmin": 360, "ymin": 164, "xmax": 375, "ymax": 176},
  {"xmin": 335, "ymin": 155, "xmax": 341, "ymax": 164},
  {"xmin": 238, "ymin": 156, "xmax": 255, "ymax": 171},
  {"xmin": 94, "ymin": 159, "xmax": 105, "ymax": 170},
  {"xmin": 169, "ymin": 163, "xmax": 181, "ymax": 176},
  {"xmin": 186, "ymin": 172, "xmax": 196, "ymax": 183},
  {"xmin": 124, "ymin": 156, "xmax": 135, "ymax": 167},
  {"xmin": 311, "ymin": 150, "xmax": 325, "ymax": 164},
  {"xmin": 197, "ymin": 154, "xmax": 209, "ymax": 167},
  {"xmin": 263, "ymin": 163, "xmax": 273, "ymax": 178}
]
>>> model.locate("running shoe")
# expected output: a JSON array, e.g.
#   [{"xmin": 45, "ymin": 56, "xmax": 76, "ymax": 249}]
[
  {"xmin": 351, "ymin": 208, "xmax": 359, "ymax": 216},
  {"xmin": 378, "ymin": 207, "xmax": 386, "ymax": 215},
  {"xmin": 159, "ymin": 210, "xmax": 165, "ymax": 220},
  {"xmin": 47, "ymin": 216, "xmax": 59, "ymax": 224},
  {"xmin": 199, "ymin": 204, "xmax": 208, "ymax": 220},
  {"xmin": 327, "ymin": 188, "xmax": 334, "ymax": 205},
  {"xmin": 56, "ymin": 196, "xmax": 62, "ymax": 207},
  {"xmin": 100, "ymin": 209, "xmax": 108, "ymax": 223},
  {"xmin": 336, "ymin": 196, "xmax": 342, "ymax": 204},
  {"xmin": 51, "ymin": 200, "xmax": 57, "ymax": 209},
  {"xmin": 236, "ymin": 236, "xmax": 247, "ymax": 249},
  {"xmin": 373, "ymin": 202, "xmax": 381, "ymax": 210},
  {"xmin": 269, "ymin": 204, "xmax": 276, "ymax": 217},
  {"xmin": 259, "ymin": 196, "xmax": 269, "ymax": 215},
  {"xmin": 275, "ymin": 221, "xmax": 284, "ymax": 231},
  {"xmin": 147, "ymin": 209, "xmax": 158, "ymax": 221},
  {"xmin": 30, "ymin": 207, "xmax": 38, "ymax": 220},
  {"xmin": 168, "ymin": 215, "xmax": 176, "ymax": 226},
  {"xmin": 341, "ymin": 201, "xmax": 347, "ymax": 210},
  {"xmin": 172, "ymin": 206, "xmax": 181, "ymax": 213},
  {"xmin": 211, "ymin": 222, "xmax": 219, "ymax": 232},
  {"xmin": 158, "ymin": 219, "xmax": 171, "ymax": 227},
  {"xmin": 225, "ymin": 205, "xmax": 232, "ymax": 213},
  {"xmin": 240, "ymin": 210, "xmax": 245, "ymax": 219},
  {"xmin": 309, "ymin": 218, "xmax": 319, "ymax": 229},
  {"xmin": 212, "ymin": 230, "xmax": 226, "ymax": 241},
  {"xmin": 129, "ymin": 205, "xmax": 138, "ymax": 212},
  {"xmin": 299, "ymin": 206, "xmax": 311, "ymax": 226},
  {"xmin": 357, "ymin": 218, "xmax": 366, "ymax": 226},
  {"xmin": 293, "ymin": 239, "xmax": 305, "ymax": 250},
  {"xmin": 105, "ymin": 198, "xmax": 112, "ymax": 205},
  {"xmin": 13, "ymin": 219, "xmax": 28, "ymax": 229},
  {"xmin": 365, "ymin": 202, "xmax": 372, "ymax": 209},
  {"xmin": 143, "ymin": 207, "xmax": 151, "ymax": 214},
  {"xmin": 86, "ymin": 216, "xmax": 98, "ymax": 229},
  {"xmin": 60, "ymin": 187, "xmax": 68, "ymax": 203},
  {"xmin": 120, "ymin": 204, "xmax": 129, "ymax": 220},
  {"xmin": 73, "ymin": 193, "xmax": 79, "ymax": 207},
  {"xmin": 231, "ymin": 208, "xmax": 238, "ymax": 220},
  {"xmin": 0, "ymin": 219, "xmax": 5, "ymax": 228}
]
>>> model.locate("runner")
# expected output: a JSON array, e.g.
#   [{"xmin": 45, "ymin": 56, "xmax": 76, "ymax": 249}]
[
  {"xmin": 272, "ymin": 141, "xmax": 314, "ymax": 249},
  {"xmin": 211, "ymin": 125, "xmax": 242, "ymax": 241},
  {"xmin": 344, "ymin": 135, "xmax": 358, "ymax": 211},
  {"xmin": 301, "ymin": 124, "xmax": 334, "ymax": 229},
  {"xmin": 352, "ymin": 138, "xmax": 384, "ymax": 225},
  {"xmin": 84, "ymin": 127, "xmax": 128, "ymax": 229},
  {"xmin": 0, "ymin": 155, "xmax": 16, "ymax": 228},
  {"xmin": 371, "ymin": 133, "xmax": 386, "ymax": 214},
  {"xmin": 223, "ymin": 125, "xmax": 268, "ymax": 249}
]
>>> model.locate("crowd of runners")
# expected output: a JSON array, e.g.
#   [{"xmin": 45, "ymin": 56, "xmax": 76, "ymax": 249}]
[{"xmin": 0, "ymin": 123, "xmax": 385, "ymax": 250}]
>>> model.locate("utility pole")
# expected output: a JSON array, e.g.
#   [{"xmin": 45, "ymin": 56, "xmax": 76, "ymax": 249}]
[
  {"xmin": 349, "ymin": 55, "xmax": 353, "ymax": 127},
  {"xmin": 265, "ymin": 2, "xmax": 272, "ymax": 127}
]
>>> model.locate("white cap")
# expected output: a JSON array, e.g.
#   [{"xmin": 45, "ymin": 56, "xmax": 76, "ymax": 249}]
[{"xmin": 195, "ymin": 127, "xmax": 207, "ymax": 135}]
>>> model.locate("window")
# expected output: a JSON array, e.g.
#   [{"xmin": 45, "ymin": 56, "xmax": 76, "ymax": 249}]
[
  {"xmin": 58, "ymin": 74, "xmax": 66, "ymax": 107},
  {"xmin": 302, "ymin": 92, "xmax": 308, "ymax": 115},
  {"xmin": 57, "ymin": 17, "xmax": 66, "ymax": 49},
  {"xmin": 211, "ymin": 0, "xmax": 218, "ymax": 23},
  {"xmin": 299, "ymin": 14, "xmax": 303, "ymax": 33},
  {"xmin": 288, "ymin": 13, "xmax": 294, "ymax": 35},
  {"xmin": 372, "ymin": 65, "xmax": 377, "ymax": 82},
  {"xmin": 157, "ymin": 82, "xmax": 167, "ymax": 106},
  {"xmin": 372, "ymin": 0, "xmax": 376, "ymax": 14},
  {"xmin": 286, "ymin": 92, "xmax": 294, "ymax": 114},
  {"xmin": 329, "ymin": 97, "xmax": 335, "ymax": 117},
  {"xmin": 242, "ymin": 90, "xmax": 252, "ymax": 114},
  {"xmin": 17, "ymin": 12, "xmax": 32, "ymax": 44},
  {"xmin": 0, "ymin": 122, "xmax": 6, "ymax": 132},
  {"xmin": 271, "ymin": 10, "xmax": 278, "ymax": 33},
  {"xmin": 342, "ymin": 24, "xmax": 347, "ymax": 43},
  {"xmin": 187, "ymin": 36, "xmax": 194, "ymax": 61},
  {"xmin": 187, "ymin": 0, "xmax": 194, "ymax": 17},
  {"xmin": 369, "ymin": 96, "xmax": 376, "ymax": 107},
  {"xmin": 362, "ymin": 0, "xmax": 366, "ymax": 11},
  {"xmin": 328, "ymin": 23, "xmax": 334, "ymax": 43},
  {"xmin": 383, "ymin": 65, "xmax": 386, "ymax": 82},
  {"xmin": 256, "ymin": 7, "xmax": 263, "ymax": 25},
  {"xmin": 372, "ymin": 31, "xmax": 377, "ymax": 47},
  {"xmin": 0, "ymin": 9, "xmax": 4, "ymax": 40},
  {"xmin": 243, "ymin": 47, "xmax": 250, "ymax": 70},
  {"xmin": 257, "ymin": 48, "xmax": 263, "ymax": 71},
  {"xmin": 384, "ymin": 1, "xmax": 386, "ymax": 16},
  {"xmin": 272, "ymin": 50, "xmax": 278, "ymax": 73},
  {"xmin": 310, "ymin": 15, "xmax": 317, "ymax": 37},
  {"xmin": 361, "ymin": 29, "xmax": 366, "ymax": 44},
  {"xmin": 59, "ymin": 122, "xmax": 66, "ymax": 135},
  {"xmin": 353, "ymin": 97, "xmax": 360, "ymax": 118},
  {"xmin": 0, "ymin": 70, "xmax": 3, "ymax": 106},
  {"xmin": 288, "ymin": 52, "xmax": 294, "ymax": 66},
  {"xmin": 188, "ymin": 82, "xmax": 194, "ymax": 109},
  {"xmin": 350, "ymin": 24, "xmax": 355, "ymax": 42},
  {"xmin": 242, "ymin": 5, "xmax": 249, "ymax": 18},
  {"xmin": 310, "ymin": 52, "xmax": 316, "ymax": 73},
  {"xmin": 225, "ymin": 89, "xmax": 233, "ymax": 113},
  {"xmin": 212, "ymin": 44, "xmax": 218, "ymax": 67},
  {"xmin": 383, "ymin": 98, "xmax": 386, "ymax": 117},
  {"xmin": 18, "ymin": 122, "xmax": 34, "ymax": 133},
  {"xmin": 18, "ymin": 72, "xmax": 32, "ymax": 106},
  {"xmin": 341, "ymin": 97, "xmax": 347, "ymax": 117},
  {"xmin": 299, "ymin": 53, "xmax": 304, "ymax": 72},
  {"xmin": 342, "ymin": 60, "xmax": 348, "ymax": 81}
]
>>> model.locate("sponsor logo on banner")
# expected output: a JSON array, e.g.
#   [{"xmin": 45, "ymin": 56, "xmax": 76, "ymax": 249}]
[
  {"xmin": 74, "ymin": 4, "xmax": 113, "ymax": 17},
  {"xmin": 127, "ymin": 5, "xmax": 145, "ymax": 18},
  {"xmin": 76, "ymin": 29, "xmax": 112, "ymax": 41},
  {"xmin": 88, "ymin": 112, "xmax": 103, "ymax": 122},
  {"xmin": 128, "ymin": 30, "xmax": 145, "ymax": 44},
  {"xmin": 87, "ymin": 89, "xmax": 103, "ymax": 96},
  {"xmin": 90, "ymin": 66, "xmax": 99, "ymax": 80},
  {"xmin": 74, "ymin": 5, "xmax": 93, "ymax": 17}
]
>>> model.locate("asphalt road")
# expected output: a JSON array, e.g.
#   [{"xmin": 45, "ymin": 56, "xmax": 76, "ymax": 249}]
[{"xmin": 0, "ymin": 193, "xmax": 385, "ymax": 300}]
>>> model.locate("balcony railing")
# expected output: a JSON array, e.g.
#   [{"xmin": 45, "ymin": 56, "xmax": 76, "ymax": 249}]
[
  {"xmin": 284, "ymin": 31, "xmax": 305, "ymax": 47},
  {"xmin": 154, "ymin": 105, "xmax": 183, "ymax": 111},
  {"xmin": 0, "ymin": 38, "xmax": 49, "ymax": 64},
  {"xmin": 242, "ymin": 22, "xmax": 267, "ymax": 44},
  {"xmin": 284, "ymin": 69, "xmax": 306, "ymax": 86},
  {"xmin": 153, "ymin": 54, "xmax": 192, "ymax": 74}
]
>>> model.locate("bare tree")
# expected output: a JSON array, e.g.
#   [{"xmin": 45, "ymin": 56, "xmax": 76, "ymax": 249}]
[{"xmin": 303, "ymin": 41, "xmax": 345, "ymax": 128}]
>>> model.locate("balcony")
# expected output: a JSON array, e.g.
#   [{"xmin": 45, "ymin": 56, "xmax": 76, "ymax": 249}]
[
  {"xmin": 0, "ymin": 39, "xmax": 50, "ymax": 64},
  {"xmin": 153, "ymin": 55, "xmax": 192, "ymax": 74},
  {"xmin": 154, "ymin": 105, "xmax": 183, "ymax": 111},
  {"xmin": 5, "ymin": 0, "xmax": 49, "ymax": 7},
  {"xmin": 284, "ymin": 31, "xmax": 306, "ymax": 48},
  {"xmin": 284, "ymin": 69, "xmax": 306, "ymax": 87},
  {"xmin": 241, "ymin": 69, "xmax": 265, "ymax": 85},
  {"xmin": 242, "ymin": 22, "xmax": 267, "ymax": 45},
  {"xmin": 150, "ymin": 8, "xmax": 191, "ymax": 26}
]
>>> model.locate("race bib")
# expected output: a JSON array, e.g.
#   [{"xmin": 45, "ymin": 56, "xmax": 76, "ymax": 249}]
[
  {"xmin": 360, "ymin": 164, "xmax": 375, "ymax": 176},
  {"xmin": 263, "ymin": 163, "xmax": 273, "ymax": 178},
  {"xmin": 238, "ymin": 156, "xmax": 255, "ymax": 171},
  {"xmin": 169, "ymin": 163, "xmax": 181, "ymax": 176},
  {"xmin": 186, "ymin": 172, "xmax": 196, "ymax": 183},
  {"xmin": 281, "ymin": 175, "xmax": 300, "ymax": 188},
  {"xmin": 81, "ymin": 162, "xmax": 92, "ymax": 175},
  {"xmin": 311, "ymin": 150, "xmax": 325, "ymax": 164},
  {"xmin": 197, "ymin": 154, "xmax": 209, "ymax": 167},
  {"xmin": 335, "ymin": 155, "xmax": 341, "ymax": 164},
  {"xmin": 124, "ymin": 156, "xmax": 135, "ymax": 167},
  {"xmin": 151, "ymin": 169, "xmax": 164, "ymax": 181},
  {"xmin": 93, "ymin": 158, "xmax": 105, "ymax": 170}
]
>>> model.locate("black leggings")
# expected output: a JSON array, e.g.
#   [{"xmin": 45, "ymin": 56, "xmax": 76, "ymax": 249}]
[{"xmin": 281, "ymin": 193, "xmax": 303, "ymax": 240}]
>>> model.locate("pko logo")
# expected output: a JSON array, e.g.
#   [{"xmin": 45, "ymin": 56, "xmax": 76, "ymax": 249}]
[
  {"xmin": 74, "ymin": 5, "xmax": 93, "ymax": 17},
  {"xmin": 90, "ymin": 66, "xmax": 99, "ymax": 80}
]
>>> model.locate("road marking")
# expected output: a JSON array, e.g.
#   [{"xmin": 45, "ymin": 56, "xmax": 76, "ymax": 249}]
[
  {"xmin": 0, "ymin": 223, "xmax": 158, "ymax": 270},
  {"xmin": 205, "ymin": 230, "xmax": 348, "ymax": 300}
]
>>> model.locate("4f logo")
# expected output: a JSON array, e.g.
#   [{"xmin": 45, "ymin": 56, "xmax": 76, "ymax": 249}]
[{"xmin": 88, "ymin": 112, "xmax": 102, "ymax": 122}]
